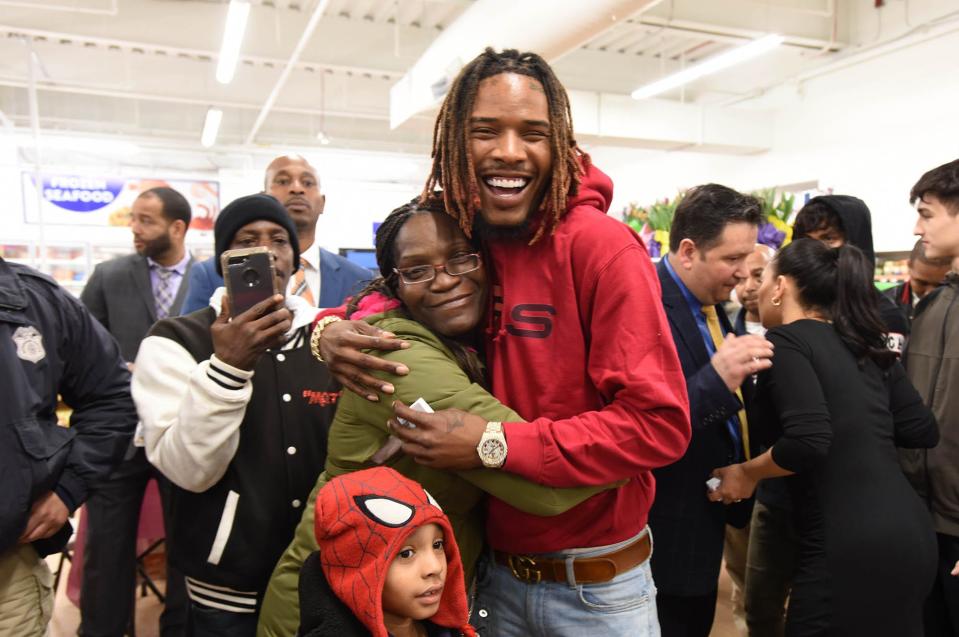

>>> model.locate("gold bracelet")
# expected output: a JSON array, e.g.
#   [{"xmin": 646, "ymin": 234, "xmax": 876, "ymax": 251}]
[{"xmin": 310, "ymin": 315, "xmax": 342, "ymax": 362}]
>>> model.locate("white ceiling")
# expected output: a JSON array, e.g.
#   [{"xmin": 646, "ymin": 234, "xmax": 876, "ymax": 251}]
[{"xmin": 0, "ymin": 0, "xmax": 954, "ymax": 154}]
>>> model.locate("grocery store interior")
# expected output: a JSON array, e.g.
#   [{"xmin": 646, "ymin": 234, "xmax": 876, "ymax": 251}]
[{"xmin": 2, "ymin": 0, "xmax": 958, "ymax": 635}]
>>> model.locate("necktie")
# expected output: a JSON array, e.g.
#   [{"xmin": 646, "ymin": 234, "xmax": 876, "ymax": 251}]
[
  {"xmin": 292, "ymin": 257, "xmax": 315, "ymax": 306},
  {"xmin": 155, "ymin": 267, "xmax": 174, "ymax": 319},
  {"xmin": 702, "ymin": 304, "xmax": 751, "ymax": 460}
]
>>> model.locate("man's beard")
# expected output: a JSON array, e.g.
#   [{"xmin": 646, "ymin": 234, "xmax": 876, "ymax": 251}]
[
  {"xmin": 137, "ymin": 231, "xmax": 173, "ymax": 260},
  {"xmin": 472, "ymin": 215, "xmax": 534, "ymax": 242}
]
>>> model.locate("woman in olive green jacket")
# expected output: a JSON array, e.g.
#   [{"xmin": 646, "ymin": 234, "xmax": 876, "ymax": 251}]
[{"xmin": 256, "ymin": 200, "xmax": 614, "ymax": 637}]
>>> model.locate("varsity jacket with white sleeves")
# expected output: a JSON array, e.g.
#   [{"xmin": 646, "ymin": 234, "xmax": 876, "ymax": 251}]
[{"xmin": 131, "ymin": 292, "xmax": 340, "ymax": 611}]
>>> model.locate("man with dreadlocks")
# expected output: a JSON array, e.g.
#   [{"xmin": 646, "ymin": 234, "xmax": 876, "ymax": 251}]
[{"xmin": 304, "ymin": 48, "xmax": 691, "ymax": 636}]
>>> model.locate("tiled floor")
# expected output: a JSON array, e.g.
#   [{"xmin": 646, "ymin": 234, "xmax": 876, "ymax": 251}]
[{"xmin": 48, "ymin": 558, "xmax": 746, "ymax": 637}]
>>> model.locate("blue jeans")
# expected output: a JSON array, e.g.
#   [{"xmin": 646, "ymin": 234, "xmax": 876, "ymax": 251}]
[{"xmin": 478, "ymin": 530, "xmax": 660, "ymax": 637}]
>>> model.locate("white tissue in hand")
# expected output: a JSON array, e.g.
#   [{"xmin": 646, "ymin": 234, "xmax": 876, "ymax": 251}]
[{"xmin": 397, "ymin": 397, "xmax": 433, "ymax": 429}]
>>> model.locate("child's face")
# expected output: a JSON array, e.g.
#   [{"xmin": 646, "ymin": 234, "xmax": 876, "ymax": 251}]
[{"xmin": 382, "ymin": 523, "xmax": 447, "ymax": 623}]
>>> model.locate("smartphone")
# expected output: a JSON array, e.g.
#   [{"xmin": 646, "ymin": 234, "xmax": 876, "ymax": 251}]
[{"xmin": 221, "ymin": 247, "xmax": 278, "ymax": 317}]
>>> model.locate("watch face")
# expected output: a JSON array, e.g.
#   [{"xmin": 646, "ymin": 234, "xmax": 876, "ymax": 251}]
[{"xmin": 481, "ymin": 439, "xmax": 506, "ymax": 463}]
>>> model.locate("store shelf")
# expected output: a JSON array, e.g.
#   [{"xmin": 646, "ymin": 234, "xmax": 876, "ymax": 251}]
[{"xmin": 1, "ymin": 241, "xmax": 215, "ymax": 297}]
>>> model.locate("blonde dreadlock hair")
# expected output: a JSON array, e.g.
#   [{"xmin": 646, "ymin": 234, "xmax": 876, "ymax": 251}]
[{"xmin": 421, "ymin": 47, "xmax": 586, "ymax": 245}]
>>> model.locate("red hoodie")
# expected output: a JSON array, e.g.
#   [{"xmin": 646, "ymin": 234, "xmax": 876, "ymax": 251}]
[{"xmin": 484, "ymin": 162, "xmax": 690, "ymax": 553}]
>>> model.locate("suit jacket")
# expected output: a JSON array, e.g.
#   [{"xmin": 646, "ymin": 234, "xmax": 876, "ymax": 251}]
[
  {"xmin": 648, "ymin": 258, "xmax": 756, "ymax": 597},
  {"xmin": 180, "ymin": 257, "xmax": 220, "ymax": 315},
  {"xmin": 734, "ymin": 306, "xmax": 748, "ymax": 337},
  {"xmin": 80, "ymin": 253, "xmax": 194, "ymax": 362},
  {"xmin": 317, "ymin": 248, "xmax": 371, "ymax": 308},
  {"xmin": 180, "ymin": 249, "xmax": 371, "ymax": 315}
]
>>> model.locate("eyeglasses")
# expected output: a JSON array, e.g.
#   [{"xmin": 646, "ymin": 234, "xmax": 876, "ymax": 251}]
[{"xmin": 393, "ymin": 253, "xmax": 482, "ymax": 285}]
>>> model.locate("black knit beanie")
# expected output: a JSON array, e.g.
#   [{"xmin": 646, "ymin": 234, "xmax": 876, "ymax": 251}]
[{"xmin": 214, "ymin": 193, "xmax": 300, "ymax": 276}]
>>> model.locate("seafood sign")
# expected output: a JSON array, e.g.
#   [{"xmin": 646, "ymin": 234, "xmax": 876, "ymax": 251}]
[{"xmin": 21, "ymin": 172, "xmax": 220, "ymax": 231}]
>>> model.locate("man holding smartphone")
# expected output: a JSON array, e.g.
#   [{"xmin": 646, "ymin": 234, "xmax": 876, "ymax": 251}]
[{"xmin": 131, "ymin": 194, "xmax": 341, "ymax": 636}]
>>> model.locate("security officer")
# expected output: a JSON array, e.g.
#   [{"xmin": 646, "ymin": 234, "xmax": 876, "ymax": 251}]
[{"xmin": 0, "ymin": 257, "xmax": 136, "ymax": 636}]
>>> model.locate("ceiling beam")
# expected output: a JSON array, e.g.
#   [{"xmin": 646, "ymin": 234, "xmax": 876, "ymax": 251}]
[
  {"xmin": 0, "ymin": 24, "xmax": 403, "ymax": 79},
  {"xmin": 0, "ymin": 0, "xmax": 116, "ymax": 16},
  {"xmin": 390, "ymin": 0, "xmax": 668, "ymax": 128},
  {"xmin": 631, "ymin": 16, "xmax": 842, "ymax": 51},
  {"xmin": 244, "ymin": 0, "xmax": 332, "ymax": 144},
  {"xmin": 0, "ymin": 76, "xmax": 403, "ymax": 122}
]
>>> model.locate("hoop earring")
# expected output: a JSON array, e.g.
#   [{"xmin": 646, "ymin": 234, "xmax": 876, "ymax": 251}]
[{"xmin": 771, "ymin": 298, "xmax": 782, "ymax": 307}]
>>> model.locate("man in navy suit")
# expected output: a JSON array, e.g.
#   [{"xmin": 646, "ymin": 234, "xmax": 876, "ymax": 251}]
[
  {"xmin": 649, "ymin": 184, "xmax": 772, "ymax": 637},
  {"xmin": 181, "ymin": 155, "xmax": 370, "ymax": 313}
]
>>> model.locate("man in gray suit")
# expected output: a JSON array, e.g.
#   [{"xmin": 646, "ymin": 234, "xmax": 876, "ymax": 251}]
[{"xmin": 79, "ymin": 186, "xmax": 193, "ymax": 637}]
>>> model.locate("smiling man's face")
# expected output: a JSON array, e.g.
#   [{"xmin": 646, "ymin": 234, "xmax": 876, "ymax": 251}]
[
  {"xmin": 265, "ymin": 155, "xmax": 325, "ymax": 234},
  {"xmin": 468, "ymin": 73, "xmax": 553, "ymax": 228}
]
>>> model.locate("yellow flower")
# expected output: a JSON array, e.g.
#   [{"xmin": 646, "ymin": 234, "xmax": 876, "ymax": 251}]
[{"xmin": 769, "ymin": 217, "xmax": 793, "ymax": 247}]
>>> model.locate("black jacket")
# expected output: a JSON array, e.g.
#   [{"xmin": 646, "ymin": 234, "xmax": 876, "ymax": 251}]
[
  {"xmin": 0, "ymin": 258, "xmax": 136, "ymax": 554},
  {"xmin": 883, "ymin": 281, "xmax": 914, "ymax": 327},
  {"xmin": 146, "ymin": 308, "xmax": 340, "ymax": 592}
]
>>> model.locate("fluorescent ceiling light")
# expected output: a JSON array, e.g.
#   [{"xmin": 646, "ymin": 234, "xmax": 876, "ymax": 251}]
[
  {"xmin": 16, "ymin": 134, "xmax": 139, "ymax": 155},
  {"xmin": 201, "ymin": 108, "xmax": 223, "ymax": 148},
  {"xmin": 216, "ymin": 0, "xmax": 251, "ymax": 84},
  {"xmin": 631, "ymin": 34, "xmax": 785, "ymax": 100}
]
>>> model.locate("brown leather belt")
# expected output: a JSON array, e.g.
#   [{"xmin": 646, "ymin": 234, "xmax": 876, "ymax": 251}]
[{"xmin": 493, "ymin": 532, "xmax": 651, "ymax": 585}]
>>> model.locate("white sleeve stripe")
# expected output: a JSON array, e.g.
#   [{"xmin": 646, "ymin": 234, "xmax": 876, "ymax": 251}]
[
  {"xmin": 208, "ymin": 359, "xmax": 249, "ymax": 384},
  {"xmin": 206, "ymin": 365, "xmax": 246, "ymax": 390}
]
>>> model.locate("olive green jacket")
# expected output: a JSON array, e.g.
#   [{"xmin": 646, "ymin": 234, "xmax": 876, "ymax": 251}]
[{"xmin": 256, "ymin": 311, "xmax": 609, "ymax": 637}]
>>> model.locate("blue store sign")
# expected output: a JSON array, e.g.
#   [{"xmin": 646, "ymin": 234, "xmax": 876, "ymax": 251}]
[{"xmin": 38, "ymin": 175, "xmax": 125, "ymax": 213}]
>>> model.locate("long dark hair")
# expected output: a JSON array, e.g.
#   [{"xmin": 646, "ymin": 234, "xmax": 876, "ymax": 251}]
[
  {"xmin": 422, "ymin": 47, "xmax": 584, "ymax": 245},
  {"xmin": 774, "ymin": 238, "xmax": 895, "ymax": 368},
  {"xmin": 346, "ymin": 197, "xmax": 487, "ymax": 385}
]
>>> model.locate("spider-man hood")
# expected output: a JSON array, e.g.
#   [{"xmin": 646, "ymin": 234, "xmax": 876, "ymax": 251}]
[{"xmin": 314, "ymin": 467, "xmax": 475, "ymax": 637}]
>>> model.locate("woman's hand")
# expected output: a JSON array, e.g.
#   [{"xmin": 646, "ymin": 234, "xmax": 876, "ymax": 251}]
[
  {"xmin": 952, "ymin": 560, "xmax": 959, "ymax": 577},
  {"xmin": 319, "ymin": 319, "xmax": 410, "ymax": 401},
  {"xmin": 707, "ymin": 463, "xmax": 758, "ymax": 505}
]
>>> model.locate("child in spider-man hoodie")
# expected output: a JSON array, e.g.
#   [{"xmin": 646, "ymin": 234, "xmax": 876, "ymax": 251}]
[{"xmin": 298, "ymin": 467, "xmax": 477, "ymax": 637}]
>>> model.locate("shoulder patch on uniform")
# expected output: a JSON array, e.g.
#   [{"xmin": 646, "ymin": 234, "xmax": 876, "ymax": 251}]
[{"xmin": 12, "ymin": 325, "xmax": 45, "ymax": 363}]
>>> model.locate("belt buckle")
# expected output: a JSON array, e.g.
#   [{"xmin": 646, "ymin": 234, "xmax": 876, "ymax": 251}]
[{"xmin": 507, "ymin": 554, "xmax": 542, "ymax": 584}]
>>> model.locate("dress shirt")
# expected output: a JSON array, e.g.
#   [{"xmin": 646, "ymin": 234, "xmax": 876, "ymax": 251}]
[
  {"xmin": 148, "ymin": 252, "xmax": 191, "ymax": 302},
  {"xmin": 286, "ymin": 242, "xmax": 322, "ymax": 306}
]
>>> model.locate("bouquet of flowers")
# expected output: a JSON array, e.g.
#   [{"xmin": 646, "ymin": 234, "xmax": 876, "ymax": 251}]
[
  {"xmin": 622, "ymin": 195, "xmax": 681, "ymax": 259},
  {"xmin": 753, "ymin": 188, "xmax": 795, "ymax": 250}
]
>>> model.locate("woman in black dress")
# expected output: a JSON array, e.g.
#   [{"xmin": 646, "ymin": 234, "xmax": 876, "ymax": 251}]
[{"xmin": 709, "ymin": 238, "xmax": 939, "ymax": 637}]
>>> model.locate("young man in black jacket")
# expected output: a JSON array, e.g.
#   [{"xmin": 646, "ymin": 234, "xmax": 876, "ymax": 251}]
[
  {"xmin": 791, "ymin": 194, "xmax": 910, "ymax": 346},
  {"xmin": 0, "ymin": 258, "xmax": 136, "ymax": 635},
  {"xmin": 132, "ymin": 194, "xmax": 340, "ymax": 636}
]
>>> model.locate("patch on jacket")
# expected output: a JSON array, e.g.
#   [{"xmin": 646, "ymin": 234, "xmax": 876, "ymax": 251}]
[
  {"xmin": 302, "ymin": 390, "xmax": 340, "ymax": 406},
  {"xmin": 12, "ymin": 325, "xmax": 45, "ymax": 363}
]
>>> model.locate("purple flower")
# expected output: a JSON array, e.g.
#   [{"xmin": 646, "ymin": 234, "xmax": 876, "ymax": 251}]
[
  {"xmin": 757, "ymin": 222, "xmax": 785, "ymax": 250},
  {"xmin": 647, "ymin": 238, "xmax": 662, "ymax": 259}
]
